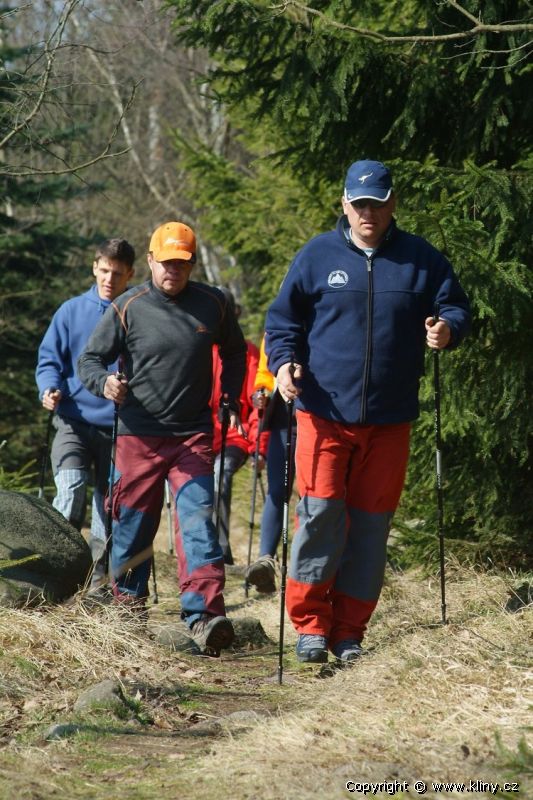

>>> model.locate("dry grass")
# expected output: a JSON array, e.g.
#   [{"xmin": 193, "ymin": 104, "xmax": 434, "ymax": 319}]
[
  {"xmin": 0, "ymin": 464, "xmax": 531, "ymax": 799},
  {"xmin": 179, "ymin": 568, "xmax": 533, "ymax": 799}
]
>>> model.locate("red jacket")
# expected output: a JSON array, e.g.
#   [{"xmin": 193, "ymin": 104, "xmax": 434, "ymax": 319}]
[{"xmin": 211, "ymin": 341, "xmax": 269, "ymax": 456}]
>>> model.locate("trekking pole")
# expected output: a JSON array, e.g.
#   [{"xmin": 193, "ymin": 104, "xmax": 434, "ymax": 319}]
[
  {"xmin": 38, "ymin": 388, "xmax": 57, "ymax": 499},
  {"xmin": 104, "ymin": 373, "xmax": 124, "ymax": 580},
  {"xmin": 215, "ymin": 393, "xmax": 230, "ymax": 539},
  {"xmin": 245, "ymin": 400, "xmax": 264, "ymax": 598},
  {"xmin": 432, "ymin": 303, "xmax": 447, "ymax": 625},
  {"xmin": 278, "ymin": 363, "xmax": 295, "ymax": 685},
  {"xmin": 164, "ymin": 479, "xmax": 174, "ymax": 555},
  {"xmin": 151, "ymin": 553, "xmax": 159, "ymax": 605}
]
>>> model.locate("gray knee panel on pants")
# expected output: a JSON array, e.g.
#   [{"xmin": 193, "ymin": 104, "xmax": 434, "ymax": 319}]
[
  {"xmin": 289, "ymin": 495, "xmax": 346, "ymax": 584},
  {"xmin": 335, "ymin": 507, "xmax": 393, "ymax": 600}
]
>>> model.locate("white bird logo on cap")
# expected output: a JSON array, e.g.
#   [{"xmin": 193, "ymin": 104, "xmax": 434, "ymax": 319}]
[{"xmin": 359, "ymin": 172, "xmax": 373, "ymax": 183}]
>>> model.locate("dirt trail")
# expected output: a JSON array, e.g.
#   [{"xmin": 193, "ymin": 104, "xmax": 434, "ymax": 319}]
[{"xmin": 1, "ymin": 483, "xmax": 530, "ymax": 799}]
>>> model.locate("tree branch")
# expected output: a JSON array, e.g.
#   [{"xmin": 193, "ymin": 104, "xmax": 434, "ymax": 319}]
[
  {"xmin": 1, "ymin": 83, "xmax": 138, "ymax": 177},
  {"xmin": 271, "ymin": 0, "xmax": 533, "ymax": 43},
  {"xmin": 0, "ymin": 3, "xmax": 32, "ymax": 23},
  {"xmin": 0, "ymin": 0, "xmax": 79, "ymax": 150},
  {"xmin": 69, "ymin": 12, "xmax": 177, "ymax": 214},
  {"xmin": 448, "ymin": 1, "xmax": 482, "ymax": 27}
]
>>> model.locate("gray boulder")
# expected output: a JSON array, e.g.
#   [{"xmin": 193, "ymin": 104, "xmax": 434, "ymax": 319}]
[
  {"xmin": 149, "ymin": 621, "xmax": 200, "ymax": 654},
  {"xmin": 232, "ymin": 617, "xmax": 272, "ymax": 649},
  {"xmin": 0, "ymin": 490, "xmax": 92, "ymax": 606},
  {"xmin": 73, "ymin": 679, "xmax": 127, "ymax": 713},
  {"xmin": 43, "ymin": 723, "xmax": 82, "ymax": 741}
]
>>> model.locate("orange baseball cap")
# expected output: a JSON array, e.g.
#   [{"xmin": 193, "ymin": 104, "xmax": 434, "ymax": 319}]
[{"xmin": 149, "ymin": 222, "xmax": 196, "ymax": 262}]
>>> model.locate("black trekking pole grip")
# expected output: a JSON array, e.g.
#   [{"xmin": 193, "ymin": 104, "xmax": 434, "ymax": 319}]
[{"xmin": 432, "ymin": 303, "xmax": 447, "ymax": 625}]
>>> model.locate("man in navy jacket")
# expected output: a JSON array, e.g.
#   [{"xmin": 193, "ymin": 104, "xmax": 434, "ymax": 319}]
[
  {"xmin": 36, "ymin": 239, "xmax": 135, "ymax": 585},
  {"xmin": 266, "ymin": 160, "xmax": 471, "ymax": 664}
]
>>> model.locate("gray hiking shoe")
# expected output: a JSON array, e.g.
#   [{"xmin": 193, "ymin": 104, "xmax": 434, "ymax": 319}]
[
  {"xmin": 331, "ymin": 639, "xmax": 363, "ymax": 662},
  {"xmin": 190, "ymin": 615, "xmax": 235, "ymax": 657},
  {"xmin": 296, "ymin": 634, "xmax": 328, "ymax": 663},
  {"xmin": 245, "ymin": 555, "xmax": 276, "ymax": 593}
]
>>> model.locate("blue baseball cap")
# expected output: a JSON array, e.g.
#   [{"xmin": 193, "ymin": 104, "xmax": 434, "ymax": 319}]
[{"xmin": 344, "ymin": 160, "xmax": 393, "ymax": 202}]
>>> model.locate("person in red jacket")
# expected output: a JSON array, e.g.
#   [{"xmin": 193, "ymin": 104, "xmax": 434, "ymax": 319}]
[{"xmin": 211, "ymin": 288, "xmax": 267, "ymax": 565}]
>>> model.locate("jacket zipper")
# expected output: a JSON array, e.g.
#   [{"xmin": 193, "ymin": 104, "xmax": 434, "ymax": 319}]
[{"xmin": 360, "ymin": 255, "xmax": 374, "ymax": 423}]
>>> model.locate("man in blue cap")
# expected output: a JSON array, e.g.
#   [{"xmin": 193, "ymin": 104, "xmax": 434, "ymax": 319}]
[{"xmin": 265, "ymin": 160, "xmax": 471, "ymax": 665}]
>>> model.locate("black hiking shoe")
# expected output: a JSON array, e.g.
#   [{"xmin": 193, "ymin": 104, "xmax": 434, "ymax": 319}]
[
  {"xmin": 245, "ymin": 555, "xmax": 276, "ymax": 593},
  {"xmin": 331, "ymin": 639, "xmax": 363, "ymax": 662},
  {"xmin": 296, "ymin": 634, "xmax": 328, "ymax": 663},
  {"xmin": 190, "ymin": 615, "xmax": 235, "ymax": 657}
]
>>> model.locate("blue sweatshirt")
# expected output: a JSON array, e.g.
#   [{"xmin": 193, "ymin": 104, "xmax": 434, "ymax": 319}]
[
  {"xmin": 266, "ymin": 217, "xmax": 471, "ymax": 425},
  {"xmin": 36, "ymin": 285, "xmax": 118, "ymax": 427}
]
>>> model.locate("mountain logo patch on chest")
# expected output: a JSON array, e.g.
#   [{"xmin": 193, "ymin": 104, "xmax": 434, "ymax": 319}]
[{"xmin": 328, "ymin": 270, "xmax": 349, "ymax": 288}]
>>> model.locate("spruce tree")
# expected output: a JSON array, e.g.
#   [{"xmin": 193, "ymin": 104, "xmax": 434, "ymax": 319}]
[{"xmin": 167, "ymin": 0, "xmax": 533, "ymax": 567}]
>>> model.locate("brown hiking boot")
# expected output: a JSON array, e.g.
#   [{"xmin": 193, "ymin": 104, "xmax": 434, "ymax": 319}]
[
  {"xmin": 190, "ymin": 615, "xmax": 235, "ymax": 657},
  {"xmin": 245, "ymin": 555, "xmax": 277, "ymax": 593}
]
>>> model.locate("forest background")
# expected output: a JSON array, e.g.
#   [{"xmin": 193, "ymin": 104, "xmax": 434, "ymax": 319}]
[{"xmin": 0, "ymin": 0, "xmax": 531, "ymax": 574}]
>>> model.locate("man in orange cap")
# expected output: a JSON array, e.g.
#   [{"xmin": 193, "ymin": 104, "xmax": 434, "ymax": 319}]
[{"xmin": 79, "ymin": 222, "xmax": 247, "ymax": 657}]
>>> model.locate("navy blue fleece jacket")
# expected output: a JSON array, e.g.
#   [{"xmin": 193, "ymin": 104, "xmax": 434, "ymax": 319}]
[{"xmin": 265, "ymin": 216, "xmax": 471, "ymax": 425}]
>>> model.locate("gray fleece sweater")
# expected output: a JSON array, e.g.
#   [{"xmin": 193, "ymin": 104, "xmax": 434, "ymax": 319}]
[{"xmin": 78, "ymin": 280, "xmax": 247, "ymax": 437}]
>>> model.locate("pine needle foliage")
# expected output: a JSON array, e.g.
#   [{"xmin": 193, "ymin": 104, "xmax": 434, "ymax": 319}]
[
  {"xmin": 169, "ymin": 0, "xmax": 532, "ymax": 173},
  {"xmin": 395, "ymin": 159, "xmax": 532, "ymax": 569}
]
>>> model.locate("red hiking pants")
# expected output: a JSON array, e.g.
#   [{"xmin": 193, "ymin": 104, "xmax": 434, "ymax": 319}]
[
  {"xmin": 110, "ymin": 433, "xmax": 225, "ymax": 624},
  {"xmin": 286, "ymin": 411, "xmax": 410, "ymax": 646}
]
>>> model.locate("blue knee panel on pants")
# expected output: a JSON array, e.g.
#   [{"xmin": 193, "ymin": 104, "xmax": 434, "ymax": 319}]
[
  {"xmin": 176, "ymin": 474, "xmax": 223, "ymax": 571},
  {"xmin": 180, "ymin": 591, "xmax": 208, "ymax": 621},
  {"xmin": 112, "ymin": 505, "xmax": 157, "ymax": 597}
]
